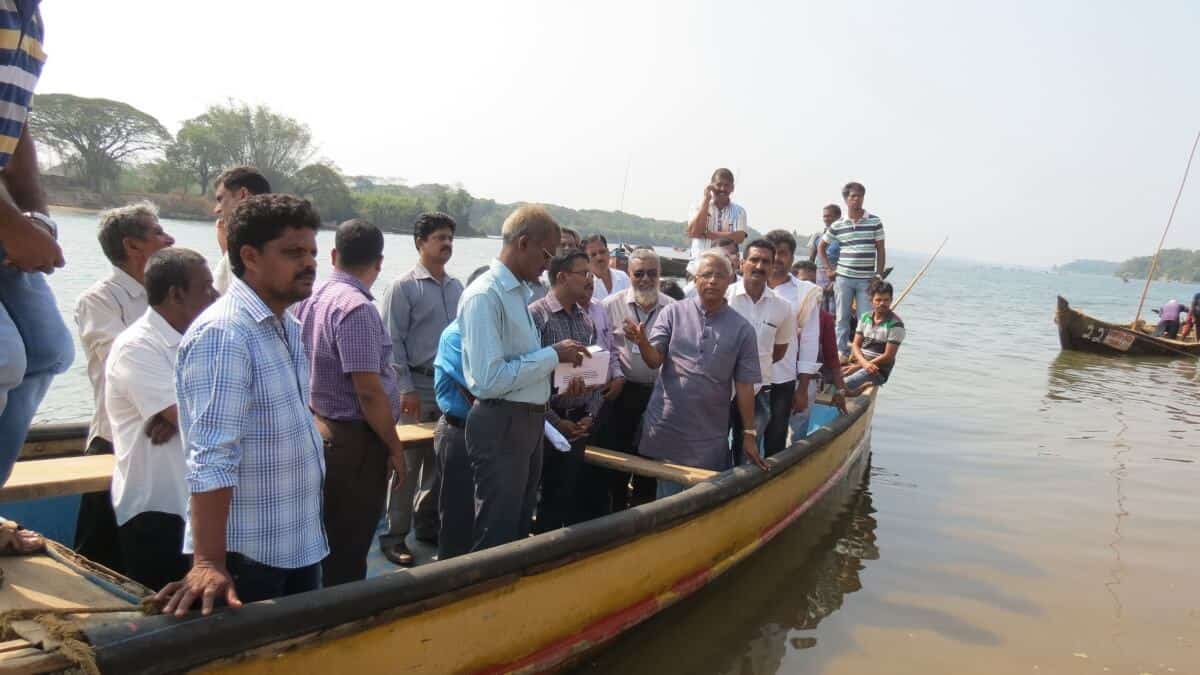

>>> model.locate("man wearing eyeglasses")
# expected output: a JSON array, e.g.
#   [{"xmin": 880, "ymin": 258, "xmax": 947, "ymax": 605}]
[
  {"xmin": 623, "ymin": 249, "xmax": 767, "ymax": 499},
  {"xmin": 597, "ymin": 248, "xmax": 676, "ymax": 510}
]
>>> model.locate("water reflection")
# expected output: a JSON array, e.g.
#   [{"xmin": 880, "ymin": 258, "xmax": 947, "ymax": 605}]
[{"xmin": 575, "ymin": 451, "xmax": 879, "ymax": 675}]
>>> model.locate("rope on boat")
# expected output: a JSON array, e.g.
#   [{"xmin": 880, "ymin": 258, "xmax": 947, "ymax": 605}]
[
  {"xmin": 0, "ymin": 597, "xmax": 159, "ymax": 675},
  {"xmin": 1132, "ymin": 129, "xmax": 1200, "ymax": 326}
]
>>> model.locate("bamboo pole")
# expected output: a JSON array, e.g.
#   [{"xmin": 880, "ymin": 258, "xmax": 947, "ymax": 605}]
[
  {"xmin": 1132, "ymin": 130, "xmax": 1200, "ymax": 326},
  {"xmin": 893, "ymin": 236, "xmax": 948, "ymax": 308}
]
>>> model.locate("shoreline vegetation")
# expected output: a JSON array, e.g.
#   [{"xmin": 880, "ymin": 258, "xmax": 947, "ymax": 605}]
[
  {"xmin": 32, "ymin": 94, "xmax": 700, "ymax": 246},
  {"xmin": 1056, "ymin": 250, "xmax": 1200, "ymax": 283}
]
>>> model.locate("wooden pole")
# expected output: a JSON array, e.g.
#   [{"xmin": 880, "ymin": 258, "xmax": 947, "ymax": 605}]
[
  {"xmin": 1133, "ymin": 130, "xmax": 1200, "ymax": 327},
  {"xmin": 893, "ymin": 236, "xmax": 948, "ymax": 309}
]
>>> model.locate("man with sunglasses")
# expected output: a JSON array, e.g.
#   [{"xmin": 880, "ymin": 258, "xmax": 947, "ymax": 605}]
[{"xmin": 598, "ymin": 249, "xmax": 677, "ymax": 509}]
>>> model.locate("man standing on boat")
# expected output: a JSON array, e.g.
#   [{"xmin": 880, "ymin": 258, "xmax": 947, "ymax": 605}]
[
  {"xmin": 296, "ymin": 220, "xmax": 407, "ymax": 586},
  {"xmin": 763, "ymin": 231, "xmax": 822, "ymax": 449},
  {"xmin": 73, "ymin": 203, "xmax": 175, "ymax": 572},
  {"xmin": 211, "ymin": 167, "xmax": 271, "ymax": 295},
  {"xmin": 459, "ymin": 206, "xmax": 589, "ymax": 552},
  {"xmin": 726, "ymin": 239, "xmax": 796, "ymax": 457},
  {"xmin": 810, "ymin": 204, "xmax": 841, "ymax": 314},
  {"xmin": 584, "ymin": 234, "xmax": 629, "ymax": 301},
  {"xmin": 817, "ymin": 182, "xmax": 886, "ymax": 357},
  {"xmin": 379, "ymin": 212, "xmax": 463, "ymax": 566},
  {"xmin": 105, "ymin": 248, "xmax": 217, "ymax": 591},
  {"xmin": 0, "ymin": 0, "xmax": 75, "ymax": 488},
  {"xmin": 686, "ymin": 168, "xmax": 748, "ymax": 275},
  {"xmin": 624, "ymin": 249, "xmax": 766, "ymax": 498},
  {"xmin": 599, "ymin": 248, "xmax": 675, "ymax": 509},
  {"xmin": 529, "ymin": 250, "xmax": 605, "ymax": 531},
  {"xmin": 159, "ymin": 195, "xmax": 327, "ymax": 615}
]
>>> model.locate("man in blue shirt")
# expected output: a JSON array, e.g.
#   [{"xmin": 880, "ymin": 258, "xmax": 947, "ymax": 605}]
[
  {"xmin": 432, "ymin": 266, "xmax": 489, "ymax": 560},
  {"xmin": 458, "ymin": 206, "xmax": 589, "ymax": 552},
  {"xmin": 158, "ymin": 195, "xmax": 327, "ymax": 616}
]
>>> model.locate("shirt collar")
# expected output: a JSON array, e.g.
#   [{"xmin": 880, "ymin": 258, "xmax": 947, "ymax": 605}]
[
  {"xmin": 145, "ymin": 307, "xmax": 182, "ymax": 347},
  {"xmin": 228, "ymin": 276, "xmax": 278, "ymax": 324},
  {"xmin": 110, "ymin": 266, "xmax": 146, "ymax": 298},
  {"xmin": 329, "ymin": 269, "xmax": 374, "ymax": 301},
  {"xmin": 412, "ymin": 262, "xmax": 455, "ymax": 284},
  {"xmin": 543, "ymin": 290, "xmax": 581, "ymax": 316},
  {"xmin": 491, "ymin": 259, "xmax": 525, "ymax": 294},
  {"xmin": 730, "ymin": 278, "xmax": 776, "ymax": 302},
  {"xmin": 690, "ymin": 294, "xmax": 727, "ymax": 318}
]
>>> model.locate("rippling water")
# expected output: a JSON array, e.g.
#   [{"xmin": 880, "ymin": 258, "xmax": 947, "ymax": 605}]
[{"xmin": 40, "ymin": 210, "xmax": 1200, "ymax": 673}]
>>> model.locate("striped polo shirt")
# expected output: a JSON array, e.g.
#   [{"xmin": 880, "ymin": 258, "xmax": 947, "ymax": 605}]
[
  {"xmin": 823, "ymin": 212, "xmax": 884, "ymax": 279},
  {"xmin": 0, "ymin": 1, "xmax": 45, "ymax": 169}
]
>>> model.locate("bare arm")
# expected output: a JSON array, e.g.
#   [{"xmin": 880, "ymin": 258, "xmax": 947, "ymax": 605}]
[
  {"xmin": 734, "ymin": 382, "xmax": 768, "ymax": 470},
  {"xmin": 771, "ymin": 343, "xmax": 788, "ymax": 363},
  {"xmin": 0, "ymin": 127, "xmax": 62, "ymax": 272},
  {"xmin": 687, "ymin": 192, "xmax": 712, "ymax": 238},
  {"xmin": 817, "ymin": 240, "xmax": 834, "ymax": 275},
  {"xmin": 157, "ymin": 488, "xmax": 243, "ymax": 616},
  {"xmin": 4, "ymin": 127, "xmax": 48, "ymax": 213},
  {"xmin": 351, "ymin": 372, "xmax": 406, "ymax": 475},
  {"xmin": 625, "ymin": 319, "xmax": 663, "ymax": 369},
  {"xmin": 875, "ymin": 240, "xmax": 886, "ymax": 276}
]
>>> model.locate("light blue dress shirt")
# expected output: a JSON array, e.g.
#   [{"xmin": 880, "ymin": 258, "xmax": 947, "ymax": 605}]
[
  {"xmin": 176, "ymin": 277, "xmax": 329, "ymax": 569},
  {"xmin": 458, "ymin": 259, "xmax": 557, "ymax": 404}
]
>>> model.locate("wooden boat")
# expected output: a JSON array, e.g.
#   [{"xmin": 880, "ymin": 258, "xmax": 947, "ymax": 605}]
[
  {"xmin": 1055, "ymin": 296, "xmax": 1200, "ymax": 357},
  {"xmin": 0, "ymin": 391, "xmax": 876, "ymax": 674}
]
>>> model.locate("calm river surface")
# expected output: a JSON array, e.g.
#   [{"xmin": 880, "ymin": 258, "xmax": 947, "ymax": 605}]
[{"xmin": 41, "ymin": 210, "xmax": 1199, "ymax": 674}]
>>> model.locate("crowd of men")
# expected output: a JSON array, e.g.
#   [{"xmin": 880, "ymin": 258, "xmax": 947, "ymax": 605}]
[{"xmin": 4, "ymin": 144, "xmax": 906, "ymax": 615}]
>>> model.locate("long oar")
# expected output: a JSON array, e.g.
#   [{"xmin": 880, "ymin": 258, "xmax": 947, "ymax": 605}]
[
  {"xmin": 1132, "ymin": 130, "xmax": 1200, "ymax": 326},
  {"xmin": 893, "ymin": 236, "xmax": 948, "ymax": 309}
]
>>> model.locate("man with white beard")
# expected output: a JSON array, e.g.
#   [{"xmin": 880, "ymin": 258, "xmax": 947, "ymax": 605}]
[{"xmin": 598, "ymin": 248, "xmax": 676, "ymax": 510}]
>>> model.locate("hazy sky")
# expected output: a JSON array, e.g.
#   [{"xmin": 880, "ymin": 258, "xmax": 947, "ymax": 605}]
[{"xmin": 38, "ymin": 0, "xmax": 1200, "ymax": 266}]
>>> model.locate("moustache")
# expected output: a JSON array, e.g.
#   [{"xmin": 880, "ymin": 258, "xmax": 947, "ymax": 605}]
[{"xmin": 295, "ymin": 270, "xmax": 316, "ymax": 282}]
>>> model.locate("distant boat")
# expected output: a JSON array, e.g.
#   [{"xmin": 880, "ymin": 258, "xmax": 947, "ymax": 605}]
[{"xmin": 1055, "ymin": 296, "xmax": 1199, "ymax": 357}]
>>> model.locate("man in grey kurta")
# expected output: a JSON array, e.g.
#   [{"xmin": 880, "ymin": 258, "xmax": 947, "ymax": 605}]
[
  {"xmin": 379, "ymin": 213, "xmax": 463, "ymax": 565},
  {"xmin": 624, "ymin": 251, "xmax": 763, "ymax": 494}
]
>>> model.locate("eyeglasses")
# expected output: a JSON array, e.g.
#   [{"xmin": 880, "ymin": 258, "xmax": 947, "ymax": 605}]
[
  {"xmin": 696, "ymin": 271, "xmax": 729, "ymax": 281},
  {"xmin": 631, "ymin": 270, "xmax": 660, "ymax": 279},
  {"xmin": 565, "ymin": 269, "xmax": 593, "ymax": 278}
]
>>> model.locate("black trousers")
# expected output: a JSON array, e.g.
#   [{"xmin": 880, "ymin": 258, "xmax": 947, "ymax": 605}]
[
  {"xmin": 74, "ymin": 437, "xmax": 124, "ymax": 573},
  {"xmin": 764, "ymin": 380, "xmax": 797, "ymax": 457},
  {"xmin": 435, "ymin": 415, "xmax": 473, "ymax": 561},
  {"xmin": 315, "ymin": 417, "xmax": 390, "ymax": 587},
  {"xmin": 535, "ymin": 408, "xmax": 588, "ymax": 533},
  {"xmin": 117, "ymin": 511, "xmax": 188, "ymax": 592},
  {"xmin": 465, "ymin": 400, "xmax": 544, "ymax": 552},
  {"xmin": 590, "ymin": 382, "xmax": 656, "ymax": 512},
  {"xmin": 227, "ymin": 553, "xmax": 320, "ymax": 604}
]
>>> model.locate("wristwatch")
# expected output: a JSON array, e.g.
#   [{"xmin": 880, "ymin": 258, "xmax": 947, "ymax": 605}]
[
  {"xmin": 24, "ymin": 212, "xmax": 58, "ymax": 239},
  {"xmin": 742, "ymin": 429, "xmax": 758, "ymax": 437}
]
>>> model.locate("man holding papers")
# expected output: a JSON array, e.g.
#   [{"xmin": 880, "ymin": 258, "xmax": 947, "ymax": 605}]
[{"xmin": 529, "ymin": 249, "xmax": 611, "ymax": 532}]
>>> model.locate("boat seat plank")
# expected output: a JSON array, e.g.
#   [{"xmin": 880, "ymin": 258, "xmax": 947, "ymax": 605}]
[
  {"xmin": 582, "ymin": 446, "xmax": 716, "ymax": 486},
  {"xmin": 0, "ymin": 456, "xmax": 113, "ymax": 504}
]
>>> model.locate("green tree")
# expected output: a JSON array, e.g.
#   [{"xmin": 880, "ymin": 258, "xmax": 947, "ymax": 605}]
[
  {"xmin": 29, "ymin": 93, "xmax": 169, "ymax": 191},
  {"xmin": 292, "ymin": 163, "xmax": 356, "ymax": 223},
  {"xmin": 177, "ymin": 102, "xmax": 313, "ymax": 190},
  {"xmin": 170, "ymin": 121, "xmax": 224, "ymax": 195}
]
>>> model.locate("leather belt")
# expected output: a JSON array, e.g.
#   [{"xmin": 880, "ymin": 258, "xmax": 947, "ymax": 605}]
[
  {"xmin": 444, "ymin": 413, "xmax": 466, "ymax": 429},
  {"xmin": 477, "ymin": 399, "xmax": 548, "ymax": 414}
]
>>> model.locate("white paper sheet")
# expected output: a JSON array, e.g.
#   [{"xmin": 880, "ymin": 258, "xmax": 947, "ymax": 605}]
[{"xmin": 553, "ymin": 345, "xmax": 609, "ymax": 390}]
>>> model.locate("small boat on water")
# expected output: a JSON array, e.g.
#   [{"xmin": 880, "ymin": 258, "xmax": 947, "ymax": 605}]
[
  {"xmin": 0, "ymin": 392, "xmax": 876, "ymax": 674},
  {"xmin": 1055, "ymin": 296, "xmax": 1200, "ymax": 358}
]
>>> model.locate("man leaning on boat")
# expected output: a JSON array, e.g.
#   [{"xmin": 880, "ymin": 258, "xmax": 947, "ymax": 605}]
[{"xmin": 158, "ymin": 195, "xmax": 328, "ymax": 615}]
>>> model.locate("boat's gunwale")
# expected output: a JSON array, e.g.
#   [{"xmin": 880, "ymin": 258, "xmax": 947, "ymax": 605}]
[{"xmin": 83, "ymin": 394, "xmax": 874, "ymax": 675}]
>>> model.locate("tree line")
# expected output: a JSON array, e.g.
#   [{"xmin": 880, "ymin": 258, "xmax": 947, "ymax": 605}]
[{"xmin": 29, "ymin": 93, "xmax": 697, "ymax": 245}]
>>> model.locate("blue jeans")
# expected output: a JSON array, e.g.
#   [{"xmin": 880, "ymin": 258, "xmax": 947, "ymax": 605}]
[
  {"xmin": 0, "ymin": 266, "xmax": 73, "ymax": 484},
  {"xmin": 845, "ymin": 368, "xmax": 885, "ymax": 391},
  {"xmin": 656, "ymin": 479, "xmax": 686, "ymax": 499},
  {"xmin": 835, "ymin": 276, "xmax": 874, "ymax": 356}
]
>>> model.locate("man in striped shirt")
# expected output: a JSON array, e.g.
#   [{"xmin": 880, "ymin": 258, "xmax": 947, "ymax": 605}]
[
  {"xmin": 817, "ymin": 182, "xmax": 887, "ymax": 357},
  {"xmin": 0, "ymin": 0, "xmax": 75, "ymax": 485}
]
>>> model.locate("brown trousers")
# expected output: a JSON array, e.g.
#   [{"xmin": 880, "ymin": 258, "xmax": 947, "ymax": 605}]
[{"xmin": 315, "ymin": 416, "xmax": 390, "ymax": 586}]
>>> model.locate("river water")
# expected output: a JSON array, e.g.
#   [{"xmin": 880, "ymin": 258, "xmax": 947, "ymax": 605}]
[{"xmin": 39, "ymin": 211, "xmax": 1199, "ymax": 674}]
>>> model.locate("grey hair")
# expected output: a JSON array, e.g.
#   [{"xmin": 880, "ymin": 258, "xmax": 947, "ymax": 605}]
[
  {"xmin": 500, "ymin": 204, "xmax": 559, "ymax": 245},
  {"xmin": 697, "ymin": 248, "xmax": 733, "ymax": 277},
  {"xmin": 628, "ymin": 247, "xmax": 660, "ymax": 270},
  {"xmin": 97, "ymin": 201, "xmax": 159, "ymax": 264}
]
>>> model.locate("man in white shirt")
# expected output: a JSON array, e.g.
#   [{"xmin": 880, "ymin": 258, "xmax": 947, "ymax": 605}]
[
  {"xmin": 726, "ymin": 239, "xmax": 795, "ymax": 459},
  {"xmin": 72, "ymin": 202, "xmax": 174, "ymax": 571},
  {"xmin": 106, "ymin": 248, "xmax": 217, "ymax": 590},
  {"xmin": 583, "ymin": 234, "xmax": 630, "ymax": 301},
  {"xmin": 211, "ymin": 167, "xmax": 271, "ymax": 294},
  {"xmin": 686, "ymin": 168, "xmax": 747, "ymax": 274},
  {"xmin": 764, "ymin": 231, "xmax": 823, "ymax": 449}
]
